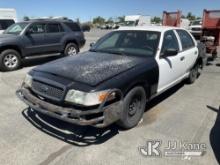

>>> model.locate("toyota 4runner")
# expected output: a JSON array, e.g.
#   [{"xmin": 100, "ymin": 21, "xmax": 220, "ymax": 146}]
[{"xmin": 0, "ymin": 19, "xmax": 85, "ymax": 71}]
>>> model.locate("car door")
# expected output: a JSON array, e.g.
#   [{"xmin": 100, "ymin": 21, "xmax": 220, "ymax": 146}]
[
  {"xmin": 23, "ymin": 23, "xmax": 47, "ymax": 55},
  {"xmin": 44, "ymin": 23, "xmax": 65, "ymax": 52},
  {"xmin": 156, "ymin": 30, "xmax": 185, "ymax": 93},
  {"xmin": 175, "ymin": 29, "xmax": 198, "ymax": 74}
]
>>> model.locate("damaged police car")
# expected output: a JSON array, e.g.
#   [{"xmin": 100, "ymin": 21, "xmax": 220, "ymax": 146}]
[{"xmin": 17, "ymin": 26, "xmax": 204, "ymax": 129}]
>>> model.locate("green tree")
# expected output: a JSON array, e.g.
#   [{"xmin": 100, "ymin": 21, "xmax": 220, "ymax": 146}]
[
  {"xmin": 186, "ymin": 12, "xmax": 196, "ymax": 21},
  {"xmin": 93, "ymin": 16, "xmax": 105, "ymax": 25},
  {"xmin": 151, "ymin": 16, "xmax": 162, "ymax": 24},
  {"xmin": 117, "ymin": 16, "xmax": 125, "ymax": 23},
  {"xmin": 107, "ymin": 17, "xmax": 114, "ymax": 24},
  {"xmin": 23, "ymin": 16, "xmax": 30, "ymax": 21}
]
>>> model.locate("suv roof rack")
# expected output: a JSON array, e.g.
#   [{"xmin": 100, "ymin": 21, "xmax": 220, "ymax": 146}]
[{"xmin": 28, "ymin": 18, "xmax": 74, "ymax": 22}]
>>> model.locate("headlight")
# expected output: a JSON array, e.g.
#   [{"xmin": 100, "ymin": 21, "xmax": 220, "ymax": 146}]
[
  {"xmin": 24, "ymin": 74, "xmax": 32, "ymax": 87},
  {"xmin": 65, "ymin": 89, "xmax": 114, "ymax": 106}
]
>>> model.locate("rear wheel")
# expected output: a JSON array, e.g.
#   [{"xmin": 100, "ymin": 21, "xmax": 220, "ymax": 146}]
[
  {"xmin": 117, "ymin": 86, "xmax": 146, "ymax": 129},
  {"xmin": 212, "ymin": 52, "xmax": 218, "ymax": 60},
  {"xmin": 64, "ymin": 43, "xmax": 79, "ymax": 56},
  {"xmin": 0, "ymin": 49, "xmax": 21, "ymax": 71},
  {"xmin": 187, "ymin": 64, "xmax": 199, "ymax": 84}
]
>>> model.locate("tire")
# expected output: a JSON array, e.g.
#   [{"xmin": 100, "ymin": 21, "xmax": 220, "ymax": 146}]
[
  {"xmin": 187, "ymin": 64, "xmax": 199, "ymax": 84},
  {"xmin": 0, "ymin": 49, "xmax": 21, "ymax": 71},
  {"xmin": 64, "ymin": 43, "xmax": 79, "ymax": 56},
  {"xmin": 212, "ymin": 53, "xmax": 218, "ymax": 60},
  {"xmin": 117, "ymin": 86, "xmax": 146, "ymax": 129}
]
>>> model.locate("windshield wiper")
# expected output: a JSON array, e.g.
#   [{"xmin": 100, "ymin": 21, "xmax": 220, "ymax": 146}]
[
  {"xmin": 90, "ymin": 49, "xmax": 126, "ymax": 56},
  {"xmin": 110, "ymin": 51, "xmax": 125, "ymax": 55}
]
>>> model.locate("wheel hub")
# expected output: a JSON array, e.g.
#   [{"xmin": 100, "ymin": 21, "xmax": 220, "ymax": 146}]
[
  {"xmin": 128, "ymin": 98, "xmax": 141, "ymax": 116},
  {"xmin": 4, "ymin": 54, "xmax": 18, "ymax": 68},
  {"xmin": 67, "ymin": 47, "xmax": 77, "ymax": 56}
]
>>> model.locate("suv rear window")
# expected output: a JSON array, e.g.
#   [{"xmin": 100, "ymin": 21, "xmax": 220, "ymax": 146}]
[
  {"xmin": 0, "ymin": 19, "xmax": 15, "ymax": 30},
  {"xmin": 64, "ymin": 22, "xmax": 81, "ymax": 31}
]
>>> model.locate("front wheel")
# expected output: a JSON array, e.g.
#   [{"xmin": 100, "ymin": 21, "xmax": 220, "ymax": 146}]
[
  {"xmin": 64, "ymin": 43, "xmax": 79, "ymax": 56},
  {"xmin": 0, "ymin": 49, "xmax": 21, "ymax": 71},
  {"xmin": 117, "ymin": 86, "xmax": 146, "ymax": 129}
]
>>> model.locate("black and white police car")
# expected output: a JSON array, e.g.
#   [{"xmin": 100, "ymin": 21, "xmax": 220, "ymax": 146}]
[{"xmin": 17, "ymin": 26, "xmax": 205, "ymax": 129}]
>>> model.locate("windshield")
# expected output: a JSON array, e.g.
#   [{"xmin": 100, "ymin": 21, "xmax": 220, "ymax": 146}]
[
  {"xmin": 191, "ymin": 20, "xmax": 202, "ymax": 26},
  {"xmin": 123, "ymin": 21, "xmax": 137, "ymax": 26},
  {"xmin": 4, "ymin": 23, "xmax": 29, "ymax": 34},
  {"xmin": 91, "ymin": 30, "xmax": 160, "ymax": 57}
]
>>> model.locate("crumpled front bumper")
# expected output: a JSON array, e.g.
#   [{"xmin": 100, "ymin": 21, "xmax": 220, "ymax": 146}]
[{"xmin": 16, "ymin": 88, "xmax": 123, "ymax": 128}]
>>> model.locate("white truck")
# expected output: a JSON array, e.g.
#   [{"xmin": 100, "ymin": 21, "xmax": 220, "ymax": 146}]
[
  {"xmin": 180, "ymin": 18, "xmax": 191, "ymax": 30},
  {"xmin": 0, "ymin": 8, "xmax": 17, "ymax": 33},
  {"xmin": 189, "ymin": 19, "xmax": 203, "ymax": 38},
  {"xmin": 123, "ymin": 15, "xmax": 151, "ymax": 27}
]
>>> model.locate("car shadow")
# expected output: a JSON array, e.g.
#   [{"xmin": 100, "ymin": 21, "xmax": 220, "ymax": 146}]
[
  {"xmin": 21, "ymin": 81, "xmax": 185, "ymax": 146},
  {"xmin": 208, "ymin": 105, "xmax": 220, "ymax": 164},
  {"xmin": 22, "ymin": 108, "xmax": 119, "ymax": 147}
]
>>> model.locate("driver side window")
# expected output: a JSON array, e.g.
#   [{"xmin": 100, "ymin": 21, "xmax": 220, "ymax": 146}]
[
  {"xmin": 28, "ymin": 23, "xmax": 46, "ymax": 34},
  {"xmin": 161, "ymin": 30, "xmax": 179, "ymax": 56}
]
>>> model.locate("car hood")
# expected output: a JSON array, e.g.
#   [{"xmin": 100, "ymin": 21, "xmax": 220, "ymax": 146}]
[
  {"xmin": 34, "ymin": 51, "xmax": 150, "ymax": 86},
  {"xmin": 0, "ymin": 33, "xmax": 17, "ymax": 39}
]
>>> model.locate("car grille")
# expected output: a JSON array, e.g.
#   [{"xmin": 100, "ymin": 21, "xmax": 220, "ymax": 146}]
[
  {"xmin": 31, "ymin": 80, "xmax": 64, "ymax": 100},
  {"xmin": 192, "ymin": 28, "xmax": 202, "ymax": 31}
]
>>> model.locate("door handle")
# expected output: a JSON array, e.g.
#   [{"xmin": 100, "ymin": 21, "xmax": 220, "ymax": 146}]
[{"xmin": 180, "ymin": 56, "xmax": 185, "ymax": 61}]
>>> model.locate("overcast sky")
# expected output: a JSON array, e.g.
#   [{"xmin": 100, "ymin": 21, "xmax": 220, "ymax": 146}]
[{"xmin": 0, "ymin": 0, "xmax": 219, "ymax": 22}]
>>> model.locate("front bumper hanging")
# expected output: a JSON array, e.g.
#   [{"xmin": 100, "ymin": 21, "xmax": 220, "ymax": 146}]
[{"xmin": 16, "ymin": 88, "xmax": 123, "ymax": 128}]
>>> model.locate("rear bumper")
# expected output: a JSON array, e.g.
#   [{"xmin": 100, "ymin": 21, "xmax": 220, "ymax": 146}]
[{"xmin": 16, "ymin": 88, "xmax": 123, "ymax": 128}]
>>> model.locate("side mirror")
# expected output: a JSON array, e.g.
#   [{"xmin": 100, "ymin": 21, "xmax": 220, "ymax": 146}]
[
  {"xmin": 161, "ymin": 48, "xmax": 178, "ymax": 57},
  {"xmin": 26, "ymin": 30, "xmax": 31, "ymax": 35},
  {"xmin": 90, "ymin": 42, "xmax": 95, "ymax": 47},
  {"xmin": 26, "ymin": 29, "xmax": 33, "ymax": 35}
]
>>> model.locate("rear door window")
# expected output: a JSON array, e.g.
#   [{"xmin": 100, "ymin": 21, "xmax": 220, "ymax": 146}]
[
  {"xmin": 176, "ymin": 29, "xmax": 195, "ymax": 50},
  {"xmin": 46, "ymin": 23, "xmax": 62, "ymax": 33}
]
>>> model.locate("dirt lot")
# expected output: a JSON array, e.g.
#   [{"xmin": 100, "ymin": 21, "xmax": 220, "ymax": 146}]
[{"xmin": 0, "ymin": 29, "xmax": 220, "ymax": 165}]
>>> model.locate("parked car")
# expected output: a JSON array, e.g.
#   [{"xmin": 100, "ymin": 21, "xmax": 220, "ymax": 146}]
[
  {"xmin": 0, "ymin": 19, "xmax": 85, "ymax": 71},
  {"xmin": 17, "ymin": 26, "xmax": 205, "ymax": 129}
]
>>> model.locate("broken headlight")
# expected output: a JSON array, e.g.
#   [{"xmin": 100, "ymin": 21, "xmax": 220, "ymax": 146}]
[
  {"xmin": 24, "ymin": 74, "xmax": 33, "ymax": 87},
  {"xmin": 65, "ymin": 89, "xmax": 115, "ymax": 106}
]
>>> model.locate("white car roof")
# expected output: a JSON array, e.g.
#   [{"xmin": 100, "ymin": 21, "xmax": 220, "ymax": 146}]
[{"xmin": 117, "ymin": 26, "xmax": 184, "ymax": 33}]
